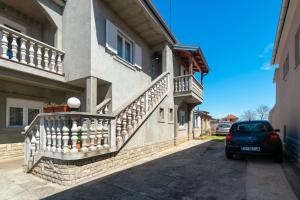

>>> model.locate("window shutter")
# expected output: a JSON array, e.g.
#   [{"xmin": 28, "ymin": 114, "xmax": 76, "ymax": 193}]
[
  {"xmin": 105, "ymin": 19, "xmax": 117, "ymax": 54},
  {"xmin": 134, "ymin": 43, "xmax": 142, "ymax": 69}
]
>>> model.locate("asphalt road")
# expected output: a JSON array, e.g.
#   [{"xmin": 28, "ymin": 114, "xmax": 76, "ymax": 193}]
[{"xmin": 44, "ymin": 139, "xmax": 298, "ymax": 200}]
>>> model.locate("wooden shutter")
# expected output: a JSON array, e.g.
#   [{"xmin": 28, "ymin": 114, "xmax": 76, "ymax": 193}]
[
  {"xmin": 134, "ymin": 43, "xmax": 142, "ymax": 69},
  {"xmin": 105, "ymin": 19, "xmax": 117, "ymax": 54}
]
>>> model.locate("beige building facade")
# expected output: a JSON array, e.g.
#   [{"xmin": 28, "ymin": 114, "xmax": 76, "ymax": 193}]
[{"xmin": 270, "ymin": 0, "xmax": 300, "ymax": 165}]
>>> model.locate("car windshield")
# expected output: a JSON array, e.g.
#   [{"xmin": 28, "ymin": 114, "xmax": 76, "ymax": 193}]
[
  {"xmin": 230, "ymin": 122, "xmax": 272, "ymax": 133},
  {"xmin": 218, "ymin": 123, "xmax": 231, "ymax": 128}
]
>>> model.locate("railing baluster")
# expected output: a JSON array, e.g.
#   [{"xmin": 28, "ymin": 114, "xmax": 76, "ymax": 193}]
[
  {"xmin": 35, "ymin": 124, "xmax": 40, "ymax": 151},
  {"xmin": 11, "ymin": 34, "xmax": 18, "ymax": 61},
  {"xmin": 81, "ymin": 118, "xmax": 88, "ymax": 152},
  {"xmin": 1, "ymin": 30, "xmax": 9, "ymax": 59},
  {"xmin": 103, "ymin": 119, "xmax": 109, "ymax": 149},
  {"xmin": 46, "ymin": 117, "xmax": 52, "ymax": 151},
  {"xmin": 97, "ymin": 119, "xmax": 104, "ymax": 150},
  {"xmin": 132, "ymin": 104, "xmax": 137, "ymax": 129},
  {"xmin": 116, "ymin": 117, "xmax": 122, "ymax": 148},
  {"xmin": 44, "ymin": 47, "xmax": 50, "ymax": 70},
  {"xmin": 50, "ymin": 50, "xmax": 57, "ymax": 72},
  {"xmin": 28, "ymin": 41, "xmax": 35, "ymax": 66},
  {"xmin": 62, "ymin": 116, "xmax": 70, "ymax": 153},
  {"xmin": 36, "ymin": 45, "xmax": 42, "ymax": 68},
  {"xmin": 127, "ymin": 107, "xmax": 133, "ymax": 134},
  {"xmin": 56, "ymin": 116, "xmax": 62, "ymax": 153},
  {"xmin": 57, "ymin": 53, "xmax": 63, "ymax": 74},
  {"xmin": 70, "ymin": 117, "xmax": 78, "ymax": 153},
  {"xmin": 20, "ymin": 38, "xmax": 27, "ymax": 64},
  {"xmin": 89, "ymin": 119, "xmax": 96, "ymax": 151},
  {"xmin": 51, "ymin": 117, "xmax": 57, "ymax": 152},
  {"xmin": 121, "ymin": 112, "xmax": 128, "ymax": 142}
]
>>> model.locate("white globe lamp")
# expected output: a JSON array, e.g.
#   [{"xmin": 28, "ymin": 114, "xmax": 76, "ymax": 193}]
[{"xmin": 67, "ymin": 97, "xmax": 81, "ymax": 111}]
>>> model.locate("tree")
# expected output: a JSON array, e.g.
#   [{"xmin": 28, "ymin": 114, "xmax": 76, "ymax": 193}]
[
  {"xmin": 256, "ymin": 105, "xmax": 270, "ymax": 120},
  {"xmin": 241, "ymin": 110, "xmax": 257, "ymax": 121}
]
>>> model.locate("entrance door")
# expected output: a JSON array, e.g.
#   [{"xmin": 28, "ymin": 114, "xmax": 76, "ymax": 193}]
[{"xmin": 151, "ymin": 52, "xmax": 162, "ymax": 80}]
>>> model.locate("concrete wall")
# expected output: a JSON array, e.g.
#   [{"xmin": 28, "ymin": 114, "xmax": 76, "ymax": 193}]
[
  {"xmin": 272, "ymin": 0, "xmax": 300, "ymax": 162},
  {"xmin": 62, "ymin": 0, "xmax": 92, "ymax": 81},
  {"xmin": 90, "ymin": 0, "xmax": 156, "ymax": 111}
]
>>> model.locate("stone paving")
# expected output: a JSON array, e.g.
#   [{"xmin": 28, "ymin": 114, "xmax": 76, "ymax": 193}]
[{"xmin": 1, "ymin": 139, "xmax": 299, "ymax": 200}]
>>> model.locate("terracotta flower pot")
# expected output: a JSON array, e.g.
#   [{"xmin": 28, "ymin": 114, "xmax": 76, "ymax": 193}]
[
  {"xmin": 43, "ymin": 107, "xmax": 54, "ymax": 113},
  {"xmin": 53, "ymin": 105, "xmax": 70, "ymax": 112}
]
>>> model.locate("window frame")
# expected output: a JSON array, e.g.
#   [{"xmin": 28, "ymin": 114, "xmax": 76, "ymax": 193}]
[
  {"xmin": 179, "ymin": 110, "xmax": 185, "ymax": 129},
  {"xmin": 295, "ymin": 27, "xmax": 300, "ymax": 68},
  {"xmin": 283, "ymin": 55, "xmax": 289, "ymax": 80},
  {"xmin": 6, "ymin": 98, "xmax": 43, "ymax": 128},
  {"xmin": 168, "ymin": 107, "xmax": 174, "ymax": 123},
  {"xmin": 158, "ymin": 107, "xmax": 166, "ymax": 123},
  {"xmin": 116, "ymin": 32, "xmax": 133, "ymax": 64}
]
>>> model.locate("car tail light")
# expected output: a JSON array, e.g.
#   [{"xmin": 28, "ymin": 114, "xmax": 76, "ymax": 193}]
[
  {"xmin": 269, "ymin": 132, "xmax": 280, "ymax": 142},
  {"xmin": 226, "ymin": 133, "xmax": 233, "ymax": 142}
]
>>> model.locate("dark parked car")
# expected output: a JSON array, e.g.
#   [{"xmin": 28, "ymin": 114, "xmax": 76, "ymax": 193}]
[{"xmin": 225, "ymin": 120, "xmax": 282, "ymax": 162}]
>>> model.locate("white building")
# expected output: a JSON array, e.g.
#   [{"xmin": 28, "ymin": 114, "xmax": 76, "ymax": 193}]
[{"xmin": 0, "ymin": 0, "xmax": 209, "ymax": 185}]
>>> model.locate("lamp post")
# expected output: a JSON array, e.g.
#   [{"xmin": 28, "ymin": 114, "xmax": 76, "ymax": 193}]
[{"xmin": 67, "ymin": 97, "xmax": 81, "ymax": 112}]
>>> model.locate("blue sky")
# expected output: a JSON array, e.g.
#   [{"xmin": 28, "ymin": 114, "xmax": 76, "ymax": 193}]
[{"xmin": 152, "ymin": 0, "xmax": 281, "ymax": 119}]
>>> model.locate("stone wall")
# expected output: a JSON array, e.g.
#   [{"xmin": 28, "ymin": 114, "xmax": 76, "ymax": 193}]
[
  {"xmin": 31, "ymin": 139, "xmax": 176, "ymax": 186},
  {"xmin": 0, "ymin": 143, "xmax": 23, "ymax": 159},
  {"xmin": 174, "ymin": 135, "xmax": 189, "ymax": 146}
]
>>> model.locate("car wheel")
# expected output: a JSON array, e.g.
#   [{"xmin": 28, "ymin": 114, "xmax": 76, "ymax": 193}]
[
  {"xmin": 226, "ymin": 152, "xmax": 233, "ymax": 159},
  {"xmin": 274, "ymin": 153, "xmax": 283, "ymax": 163}
]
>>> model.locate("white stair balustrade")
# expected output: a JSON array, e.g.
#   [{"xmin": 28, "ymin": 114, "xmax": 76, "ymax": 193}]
[
  {"xmin": 0, "ymin": 25, "xmax": 65, "ymax": 75},
  {"xmin": 114, "ymin": 72, "xmax": 170, "ymax": 147},
  {"xmin": 23, "ymin": 73, "xmax": 169, "ymax": 172}
]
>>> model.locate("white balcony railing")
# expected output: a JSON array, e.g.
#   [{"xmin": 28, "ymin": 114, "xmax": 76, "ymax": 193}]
[
  {"xmin": 0, "ymin": 25, "xmax": 64, "ymax": 75},
  {"xmin": 174, "ymin": 74, "xmax": 203, "ymax": 101}
]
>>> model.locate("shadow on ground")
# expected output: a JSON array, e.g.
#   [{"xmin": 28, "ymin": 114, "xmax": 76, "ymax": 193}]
[{"xmin": 43, "ymin": 139, "xmax": 249, "ymax": 200}]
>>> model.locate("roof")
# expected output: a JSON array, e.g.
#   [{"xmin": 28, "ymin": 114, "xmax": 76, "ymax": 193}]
[
  {"xmin": 224, "ymin": 114, "xmax": 238, "ymax": 120},
  {"xmin": 173, "ymin": 44, "xmax": 210, "ymax": 74},
  {"xmin": 272, "ymin": 0, "xmax": 290, "ymax": 64},
  {"xmin": 143, "ymin": 0, "xmax": 177, "ymax": 44}
]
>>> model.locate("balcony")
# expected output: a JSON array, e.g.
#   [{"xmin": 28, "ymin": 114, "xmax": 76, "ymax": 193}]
[
  {"xmin": 0, "ymin": 25, "xmax": 65, "ymax": 82},
  {"xmin": 174, "ymin": 74, "xmax": 203, "ymax": 104}
]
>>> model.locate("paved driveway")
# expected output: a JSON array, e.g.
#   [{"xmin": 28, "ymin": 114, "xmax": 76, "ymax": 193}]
[{"xmin": 43, "ymin": 140, "xmax": 298, "ymax": 200}]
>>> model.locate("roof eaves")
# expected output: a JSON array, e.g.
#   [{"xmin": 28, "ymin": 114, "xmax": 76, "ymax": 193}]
[
  {"xmin": 142, "ymin": 0, "xmax": 177, "ymax": 44},
  {"xmin": 272, "ymin": 0, "xmax": 290, "ymax": 64}
]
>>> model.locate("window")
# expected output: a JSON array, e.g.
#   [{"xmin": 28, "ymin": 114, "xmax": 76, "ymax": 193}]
[
  {"xmin": 179, "ymin": 111, "xmax": 185, "ymax": 128},
  {"xmin": 283, "ymin": 56, "xmax": 289, "ymax": 80},
  {"xmin": 9, "ymin": 107, "xmax": 23, "ymax": 126},
  {"xmin": 116, "ymin": 33, "xmax": 132, "ymax": 63},
  {"xmin": 169, "ymin": 108, "xmax": 174, "ymax": 122},
  {"xmin": 105, "ymin": 19, "xmax": 142, "ymax": 69},
  {"xmin": 6, "ymin": 98, "xmax": 43, "ymax": 128},
  {"xmin": 158, "ymin": 107, "xmax": 165, "ymax": 123},
  {"xmin": 295, "ymin": 28, "xmax": 300, "ymax": 67}
]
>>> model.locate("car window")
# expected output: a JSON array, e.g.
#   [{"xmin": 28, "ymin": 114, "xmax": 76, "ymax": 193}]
[
  {"xmin": 230, "ymin": 122, "xmax": 272, "ymax": 133},
  {"xmin": 218, "ymin": 123, "xmax": 231, "ymax": 128}
]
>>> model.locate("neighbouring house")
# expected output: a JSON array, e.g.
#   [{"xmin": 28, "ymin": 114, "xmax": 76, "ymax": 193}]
[
  {"xmin": 223, "ymin": 114, "xmax": 239, "ymax": 123},
  {"xmin": 270, "ymin": 0, "xmax": 300, "ymax": 165},
  {"xmin": 193, "ymin": 110, "xmax": 212, "ymax": 137},
  {"xmin": 0, "ymin": 0, "xmax": 209, "ymax": 185}
]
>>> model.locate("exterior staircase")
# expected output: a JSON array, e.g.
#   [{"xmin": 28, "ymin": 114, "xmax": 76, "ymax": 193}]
[{"xmin": 23, "ymin": 72, "xmax": 170, "ymax": 172}]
